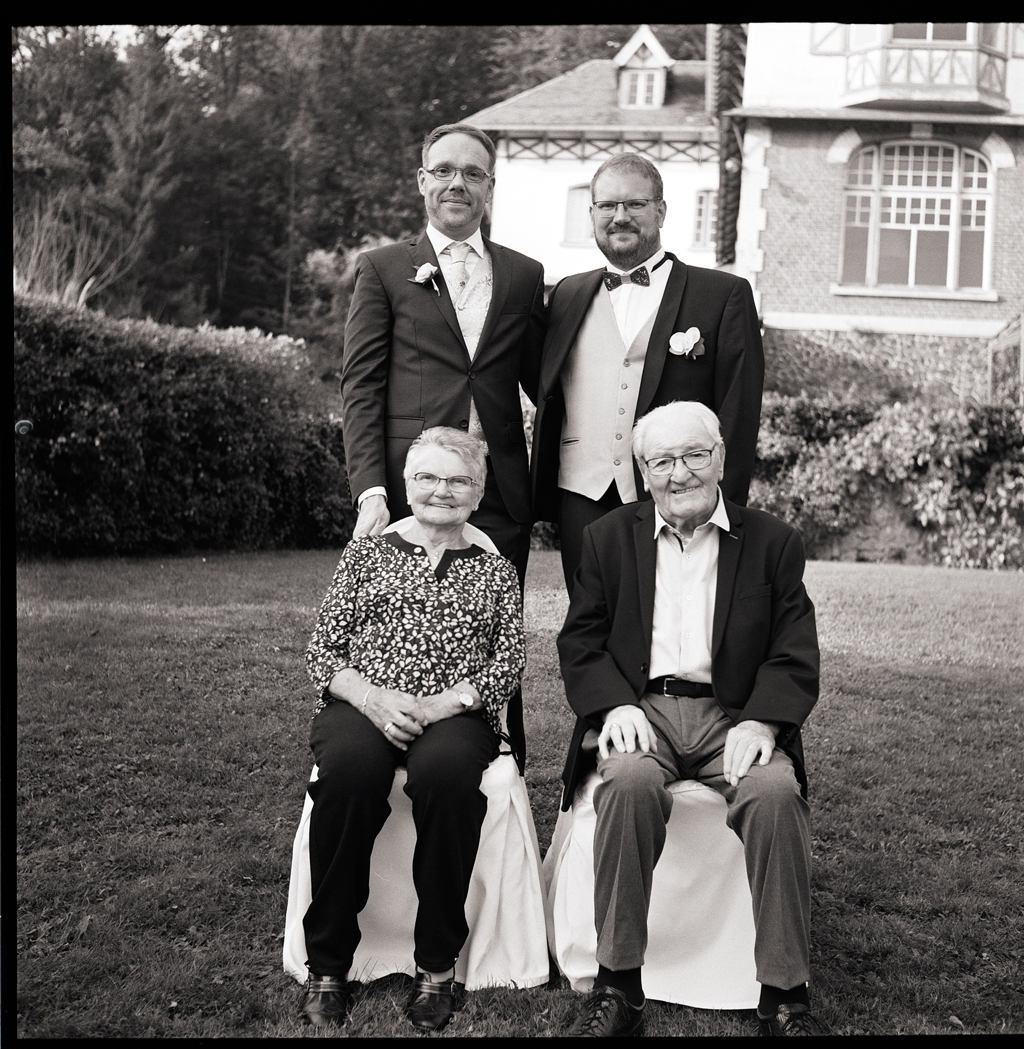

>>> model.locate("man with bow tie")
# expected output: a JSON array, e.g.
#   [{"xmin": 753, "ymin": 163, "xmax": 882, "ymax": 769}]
[{"xmin": 530, "ymin": 152, "xmax": 764, "ymax": 592}]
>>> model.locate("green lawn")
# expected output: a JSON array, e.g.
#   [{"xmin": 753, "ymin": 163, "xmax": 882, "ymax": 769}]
[{"xmin": 16, "ymin": 551, "xmax": 1024, "ymax": 1036}]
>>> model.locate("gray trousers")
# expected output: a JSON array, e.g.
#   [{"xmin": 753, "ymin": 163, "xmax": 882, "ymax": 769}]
[{"xmin": 591, "ymin": 693, "xmax": 811, "ymax": 991}]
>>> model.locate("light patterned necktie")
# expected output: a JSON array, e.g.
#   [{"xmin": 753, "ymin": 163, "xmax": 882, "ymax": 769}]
[{"xmin": 448, "ymin": 241, "xmax": 471, "ymax": 293}]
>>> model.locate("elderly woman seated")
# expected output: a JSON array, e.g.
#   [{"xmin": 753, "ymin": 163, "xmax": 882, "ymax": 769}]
[{"xmin": 299, "ymin": 426, "xmax": 525, "ymax": 1033}]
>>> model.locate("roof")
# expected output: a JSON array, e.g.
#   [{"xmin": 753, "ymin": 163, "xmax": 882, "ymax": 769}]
[
  {"xmin": 467, "ymin": 59, "xmax": 711, "ymax": 134},
  {"xmin": 728, "ymin": 106, "xmax": 1024, "ymax": 127}
]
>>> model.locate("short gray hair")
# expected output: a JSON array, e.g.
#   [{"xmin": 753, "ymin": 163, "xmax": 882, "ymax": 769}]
[
  {"xmin": 591, "ymin": 152, "xmax": 664, "ymax": 202},
  {"xmin": 404, "ymin": 426, "xmax": 488, "ymax": 483},
  {"xmin": 632, "ymin": 401, "xmax": 723, "ymax": 462}
]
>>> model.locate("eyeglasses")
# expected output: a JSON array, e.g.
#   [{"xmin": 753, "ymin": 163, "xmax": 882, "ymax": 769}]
[
  {"xmin": 411, "ymin": 472, "xmax": 481, "ymax": 493},
  {"xmin": 592, "ymin": 198, "xmax": 660, "ymax": 214},
  {"xmin": 423, "ymin": 165, "xmax": 492, "ymax": 184},
  {"xmin": 644, "ymin": 450, "xmax": 715, "ymax": 474}
]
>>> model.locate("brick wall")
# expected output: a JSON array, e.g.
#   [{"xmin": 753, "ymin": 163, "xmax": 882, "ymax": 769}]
[{"xmin": 755, "ymin": 120, "xmax": 1024, "ymax": 325}]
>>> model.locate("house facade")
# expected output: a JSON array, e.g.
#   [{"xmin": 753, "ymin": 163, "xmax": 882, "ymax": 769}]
[
  {"xmin": 467, "ymin": 26, "xmax": 721, "ymax": 286},
  {"xmin": 728, "ymin": 22, "xmax": 1024, "ymax": 338}
]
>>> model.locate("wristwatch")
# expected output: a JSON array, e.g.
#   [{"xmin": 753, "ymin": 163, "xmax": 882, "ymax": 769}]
[{"xmin": 456, "ymin": 691, "xmax": 474, "ymax": 710}]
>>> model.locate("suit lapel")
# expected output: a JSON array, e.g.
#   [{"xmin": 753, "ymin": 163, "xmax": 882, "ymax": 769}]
[
  {"xmin": 633, "ymin": 501, "xmax": 658, "ymax": 658},
  {"xmin": 636, "ymin": 253, "xmax": 688, "ymax": 418},
  {"xmin": 409, "ymin": 234, "xmax": 466, "ymax": 350},
  {"xmin": 540, "ymin": 269, "xmax": 605, "ymax": 396},
  {"xmin": 474, "ymin": 235, "xmax": 510, "ymax": 365},
  {"xmin": 712, "ymin": 499, "xmax": 744, "ymax": 658}
]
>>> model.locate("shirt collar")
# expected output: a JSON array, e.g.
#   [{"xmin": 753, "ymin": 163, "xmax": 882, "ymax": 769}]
[
  {"xmin": 653, "ymin": 487, "xmax": 730, "ymax": 541},
  {"xmin": 607, "ymin": 247, "xmax": 666, "ymax": 277},
  {"xmin": 425, "ymin": 222, "xmax": 485, "ymax": 261}
]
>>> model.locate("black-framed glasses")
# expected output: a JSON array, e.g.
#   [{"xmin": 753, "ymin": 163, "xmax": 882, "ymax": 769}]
[
  {"xmin": 644, "ymin": 450, "xmax": 715, "ymax": 474},
  {"xmin": 592, "ymin": 198, "xmax": 660, "ymax": 214},
  {"xmin": 423, "ymin": 165, "xmax": 492, "ymax": 184},
  {"xmin": 411, "ymin": 472, "xmax": 481, "ymax": 493}
]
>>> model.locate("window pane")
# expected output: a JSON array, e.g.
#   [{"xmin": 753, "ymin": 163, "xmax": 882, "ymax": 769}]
[
  {"xmin": 893, "ymin": 23, "xmax": 927, "ymax": 40},
  {"xmin": 842, "ymin": 227, "xmax": 869, "ymax": 284},
  {"xmin": 564, "ymin": 186, "xmax": 594, "ymax": 244},
  {"xmin": 627, "ymin": 71, "xmax": 639, "ymax": 106},
  {"xmin": 959, "ymin": 230, "xmax": 985, "ymax": 287},
  {"xmin": 915, "ymin": 230, "xmax": 949, "ymax": 286},
  {"xmin": 932, "ymin": 24, "xmax": 968, "ymax": 41},
  {"xmin": 878, "ymin": 228, "xmax": 911, "ymax": 284}
]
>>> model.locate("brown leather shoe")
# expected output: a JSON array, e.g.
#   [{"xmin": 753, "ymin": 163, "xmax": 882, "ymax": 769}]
[
  {"xmin": 569, "ymin": 986, "xmax": 645, "ymax": 1037},
  {"xmin": 405, "ymin": 973, "xmax": 462, "ymax": 1032},
  {"xmin": 299, "ymin": 973, "xmax": 351, "ymax": 1026},
  {"xmin": 757, "ymin": 1002, "xmax": 829, "ymax": 1035}
]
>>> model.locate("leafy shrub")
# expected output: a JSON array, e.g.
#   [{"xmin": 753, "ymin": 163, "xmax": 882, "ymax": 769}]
[
  {"xmin": 751, "ymin": 394, "xmax": 1024, "ymax": 569},
  {"xmin": 14, "ymin": 296, "xmax": 355, "ymax": 556}
]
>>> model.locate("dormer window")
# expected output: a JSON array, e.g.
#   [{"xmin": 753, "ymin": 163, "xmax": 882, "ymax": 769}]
[
  {"xmin": 614, "ymin": 24, "xmax": 673, "ymax": 109},
  {"xmin": 625, "ymin": 69, "xmax": 661, "ymax": 108}
]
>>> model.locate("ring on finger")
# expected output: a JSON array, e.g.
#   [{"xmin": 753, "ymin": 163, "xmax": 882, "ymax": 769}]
[{"xmin": 384, "ymin": 721, "xmax": 395, "ymax": 734}]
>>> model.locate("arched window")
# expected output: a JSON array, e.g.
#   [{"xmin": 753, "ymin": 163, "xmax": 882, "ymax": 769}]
[{"xmin": 840, "ymin": 142, "xmax": 991, "ymax": 290}]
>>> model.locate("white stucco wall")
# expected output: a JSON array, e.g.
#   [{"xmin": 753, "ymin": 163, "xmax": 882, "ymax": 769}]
[
  {"xmin": 486, "ymin": 155, "xmax": 721, "ymax": 285},
  {"xmin": 743, "ymin": 24, "xmax": 847, "ymax": 109}
]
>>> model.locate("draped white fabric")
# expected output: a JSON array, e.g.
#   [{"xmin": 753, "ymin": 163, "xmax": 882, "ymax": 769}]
[
  {"xmin": 283, "ymin": 756, "xmax": 550, "ymax": 990},
  {"xmin": 543, "ymin": 772, "xmax": 760, "ymax": 1009}
]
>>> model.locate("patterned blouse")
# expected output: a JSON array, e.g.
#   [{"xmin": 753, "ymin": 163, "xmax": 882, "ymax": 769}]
[{"xmin": 306, "ymin": 532, "xmax": 525, "ymax": 738}]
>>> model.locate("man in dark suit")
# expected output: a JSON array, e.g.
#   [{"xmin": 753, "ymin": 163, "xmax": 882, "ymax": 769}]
[
  {"xmin": 342, "ymin": 122, "xmax": 546, "ymax": 588},
  {"xmin": 530, "ymin": 152, "xmax": 764, "ymax": 592},
  {"xmin": 557, "ymin": 400, "xmax": 822, "ymax": 1037}
]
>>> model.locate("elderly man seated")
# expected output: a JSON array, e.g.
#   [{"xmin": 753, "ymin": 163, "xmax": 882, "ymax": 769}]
[{"xmin": 556, "ymin": 400, "xmax": 824, "ymax": 1037}]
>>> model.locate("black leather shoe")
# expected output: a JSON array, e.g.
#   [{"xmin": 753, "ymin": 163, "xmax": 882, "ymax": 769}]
[
  {"xmin": 569, "ymin": 986, "xmax": 645, "ymax": 1037},
  {"xmin": 299, "ymin": 973, "xmax": 351, "ymax": 1026},
  {"xmin": 757, "ymin": 1002, "xmax": 828, "ymax": 1036},
  {"xmin": 405, "ymin": 973, "xmax": 462, "ymax": 1032}
]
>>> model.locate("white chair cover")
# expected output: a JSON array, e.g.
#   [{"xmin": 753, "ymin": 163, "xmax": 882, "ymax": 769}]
[
  {"xmin": 543, "ymin": 772, "xmax": 759, "ymax": 1009},
  {"xmin": 283, "ymin": 759, "xmax": 550, "ymax": 990}
]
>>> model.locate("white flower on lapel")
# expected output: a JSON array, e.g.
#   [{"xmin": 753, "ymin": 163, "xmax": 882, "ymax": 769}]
[
  {"xmin": 409, "ymin": 263, "xmax": 440, "ymax": 295},
  {"xmin": 669, "ymin": 326, "xmax": 705, "ymax": 358}
]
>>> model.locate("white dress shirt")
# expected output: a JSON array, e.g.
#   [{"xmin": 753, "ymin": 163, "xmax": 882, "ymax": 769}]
[
  {"xmin": 425, "ymin": 222, "xmax": 485, "ymax": 284},
  {"xmin": 605, "ymin": 248, "xmax": 672, "ymax": 348},
  {"xmin": 648, "ymin": 488, "xmax": 732, "ymax": 684}
]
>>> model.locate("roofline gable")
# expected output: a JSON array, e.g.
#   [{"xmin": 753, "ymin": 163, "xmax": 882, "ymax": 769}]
[{"xmin": 614, "ymin": 24, "xmax": 674, "ymax": 69}]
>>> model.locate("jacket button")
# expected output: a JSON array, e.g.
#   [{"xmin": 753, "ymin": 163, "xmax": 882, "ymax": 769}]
[
  {"xmin": 640, "ymin": 663, "xmax": 648, "ymax": 674},
  {"xmin": 468, "ymin": 372, "xmax": 476, "ymax": 380},
  {"xmin": 459, "ymin": 420, "xmax": 469, "ymax": 429}
]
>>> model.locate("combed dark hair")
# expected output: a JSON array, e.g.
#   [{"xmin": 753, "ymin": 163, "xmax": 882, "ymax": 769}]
[
  {"xmin": 404, "ymin": 426, "xmax": 488, "ymax": 483},
  {"xmin": 590, "ymin": 152, "xmax": 664, "ymax": 201},
  {"xmin": 421, "ymin": 124, "xmax": 497, "ymax": 171}
]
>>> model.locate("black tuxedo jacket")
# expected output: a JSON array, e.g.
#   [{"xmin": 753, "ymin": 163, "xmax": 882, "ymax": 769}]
[
  {"xmin": 556, "ymin": 497, "xmax": 819, "ymax": 810},
  {"xmin": 341, "ymin": 232, "xmax": 546, "ymax": 522},
  {"xmin": 531, "ymin": 256, "xmax": 764, "ymax": 522}
]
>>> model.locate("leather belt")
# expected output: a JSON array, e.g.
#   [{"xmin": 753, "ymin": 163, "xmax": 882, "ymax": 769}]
[{"xmin": 646, "ymin": 676, "xmax": 714, "ymax": 698}]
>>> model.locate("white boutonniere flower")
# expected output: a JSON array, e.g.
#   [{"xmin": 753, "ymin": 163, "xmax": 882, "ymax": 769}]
[
  {"xmin": 669, "ymin": 326, "xmax": 705, "ymax": 358},
  {"xmin": 409, "ymin": 263, "xmax": 440, "ymax": 295}
]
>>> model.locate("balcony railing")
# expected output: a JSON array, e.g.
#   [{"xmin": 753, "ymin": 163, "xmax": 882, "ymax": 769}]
[{"xmin": 844, "ymin": 45, "xmax": 1008, "ymax": 112}]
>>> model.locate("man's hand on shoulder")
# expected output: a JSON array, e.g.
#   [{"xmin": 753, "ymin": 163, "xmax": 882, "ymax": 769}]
[
  {"xmin": 598, "ymin": 704, "xmax": 658, "ymax": 760},
  {"xmin": 723, "ymin": 719, "xmax": 778, "ymax": 786},
  {"xmin": 353, "ymin": 494, "xmax": 390, "ymax": 538}
]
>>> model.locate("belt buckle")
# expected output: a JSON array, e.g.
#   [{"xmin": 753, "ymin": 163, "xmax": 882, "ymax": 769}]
[{"xmin": 662, "ymin": 677, "xmax": 677, "ymax": 696}]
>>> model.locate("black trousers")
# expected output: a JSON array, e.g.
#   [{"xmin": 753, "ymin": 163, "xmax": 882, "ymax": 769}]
[
  {"xmin": 304, "ymin": 700, "xmax": 500, "ymax": 977},
  {"xmin": 557, "ymin": 483, "xmax": 625, "ymax": 594},
  {"xmin": 468, "ymin": 459, "xmax": 531, "ymax": 770}
]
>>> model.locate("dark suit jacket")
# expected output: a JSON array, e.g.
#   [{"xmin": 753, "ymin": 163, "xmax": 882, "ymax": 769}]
[
  {"xmin": 556, "ymin": 497, "xmax": 819, "ymax": 810},
  {"xmin": 531, "ymin": 256, "xmax": 764, "ymax": 523},
  {"xmin": 342, "ymin": 232, "xmax": 546, "ymax": 523}
]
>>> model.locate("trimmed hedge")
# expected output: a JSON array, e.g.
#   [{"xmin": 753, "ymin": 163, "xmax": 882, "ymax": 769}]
[
  {"xmin": 751, "ymin": 393, "xmax": 1024, "ymax": 570},
  {"xmin": 14, "ymin": 296, "xmax": 355, "ymax": 556}
]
